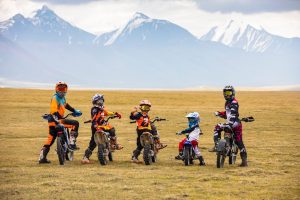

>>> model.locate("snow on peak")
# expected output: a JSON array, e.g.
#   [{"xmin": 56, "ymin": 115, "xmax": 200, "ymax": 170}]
[
  {"xmin": 126, "ymin": 12, "xmax": 152, "ymax": 33},
  {"xmin": 0, "ymin": 14, "xmax": 28, "ymax": 32},
  {"xmin": 33, "ymin": 5, "xmax": 56, "ymax": 19},
  {"xmin": 30, "ymin": 5, "xmax": 71, "ymax": 30},
  {"xmin": 104, "ymin": 12, "xmax": 153, "ymax": 46},
  {"xmin": 132, "ymin": 12, "xmax": 150, "ymax": 20},
  {"xmin": 211, "ymin": 20, "xmax": 250, "ymax": 45},
  {"xmin": 200, "ymin": 20, "xmax": 277, "ymax": 52}
]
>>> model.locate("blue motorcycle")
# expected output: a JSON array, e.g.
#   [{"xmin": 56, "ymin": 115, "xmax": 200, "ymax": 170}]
[{"xmin": 176, "ymin": 133, "xmax": 196, "ymax": 166}]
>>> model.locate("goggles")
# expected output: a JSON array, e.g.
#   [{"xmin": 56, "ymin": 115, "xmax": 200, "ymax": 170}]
[
  {"xmin": 188, "ymin": 117, "xmax": 197, "ymax": 123},
  {"xmin": 140, "ymin": 105, "xmax": 150, "ymax": 111},
  {"xmin": 224, "ymin": 90, "xmax": 233, "ymax": 96},
  {"xmin": 56, "ymin": 85, "xmax": 67, "ymax": 92},
  {"xmin": 95, "ymin": 99, "xmax": 104, "ymax": 105}
]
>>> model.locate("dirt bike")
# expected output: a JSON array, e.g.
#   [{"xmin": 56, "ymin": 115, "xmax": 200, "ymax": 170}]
[
  {"xmin": 215, "ymin": 116, "xmax": 254, "ymax": 168},
  {"xmin": 130, "ymin": 117, "xmax": 166, "ymax": 165},
  {"xmin": 84, "ymin": 115, "xmax": 120, "ymax": 165},
  {"xmin": 42, "ymin": 112, "xmax": 82, "ymax": 165},
  {"xmin": 176, "ymin": 132, "xmax": 197, "ymax": 166}
]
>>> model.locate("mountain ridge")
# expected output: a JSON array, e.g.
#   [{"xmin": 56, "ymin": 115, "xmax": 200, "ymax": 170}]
[{"xmin": 0, "ymin": 6, "xmax": 299, "ymax": 88}]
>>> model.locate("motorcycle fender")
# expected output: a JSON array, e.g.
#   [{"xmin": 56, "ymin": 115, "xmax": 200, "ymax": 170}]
[
  {"xmin": 94, "ymin": 132, "xmax": 108, "ymax": 145},
  {"xmin": 140, "ymin": 132, "xmax": 153, "ymax": 146},
  {"xmin": 217, "ymin": 139, "xmax": 227, "ymax": 152}
]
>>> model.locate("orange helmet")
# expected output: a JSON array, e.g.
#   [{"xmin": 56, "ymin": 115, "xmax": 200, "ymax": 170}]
[
  {"xmin": 55, "ymin": 81, "xmax": 68, "ymax": 92},
  {"xmin": 139, "ymin": 100, "xmax": 151, "ymax": 112}
]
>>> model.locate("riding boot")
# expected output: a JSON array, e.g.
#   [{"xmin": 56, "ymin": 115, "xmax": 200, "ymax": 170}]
[
  {"xmin": 70, "ymin": 131, "xmax": 80, "ymax": 150},
  {"xmin": 175, "ymin": 151, "xmax": 183, "ymax": 160},
  {"xmin": 198, "ymin": 156, "xmax": 206, "ymax": 166},
  {"xmin": 240, "ymin": 152, "xmax": 248, "ymax": 167},
  {"xmin": 155, "ymin": 138, "xmax": 167, "ymax": 150},
  {"xmin": 209, "ymin": 131, "xmax": 220, "ymax": 152},
  {"xmin": 39, "ymin": 146, "xmax": 51, "ymax": 164},
  {"xmin": 110, "ymin": 137, "xmax": 123, "ymax": 150},
  {"xmin": 81, "ymin": 148, "xmax": 93, "ymax": 164},
  {"xmin": 132, "ymin": 149, "xmax": 141, "ymax": 162}
]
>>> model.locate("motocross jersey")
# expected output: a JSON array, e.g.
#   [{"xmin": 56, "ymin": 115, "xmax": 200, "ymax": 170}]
[
  {"xmin": 130, "ymin": 111, "xmax": 151, "ymax": 130},
  {"xmin": 48, "ymin": 94, "xmax": 75, "ymax": 126},
  {"xmin": 181, "ymin": 125, "xmax": 202, "ymax": 142},
  {"xmin": 223, "ymin": 98, "xmax": 240, "ymax": 127},
  {"xmin": 91, "ymin": 106, "xmax": 115, "ymax": 130}
]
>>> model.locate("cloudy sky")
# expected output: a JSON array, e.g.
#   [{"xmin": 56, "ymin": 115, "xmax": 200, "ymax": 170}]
[{"xmin": 0, "ymin": 0, "xmax": 300, "ymax": 38}]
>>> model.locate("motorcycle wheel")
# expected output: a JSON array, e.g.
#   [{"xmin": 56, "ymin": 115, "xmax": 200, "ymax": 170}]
[
  {"xmin": 143, "ymin": 144, "xmax": 152, "ymax": 165},
  {"xmin": 229, "ymin": 156, "xmax": 233, "ymax": 164},
  {"xmin": 98, "ymin": 144, "xmax": 107, "ymax": 165},
  {"xmin": 232, "ymin": 154, "xmax": 237, "ymax": 164},
  {"xmin": 108, "ymin": 151, "xmax": 113, "ymax": 161},
  {"xmin": 217, "ymin": 151, "xmax": 225, "ymax": 168},
  {"xmin": 151, "ymin": 153, "xmax": 156, "ymax": 163},
  {"xmin": 57, "ymin": 136, "xmax": 65, "ymax": 165},
  {"xmin": 184, "ymin": 147, "xmax": 190, "ymax": 166}
]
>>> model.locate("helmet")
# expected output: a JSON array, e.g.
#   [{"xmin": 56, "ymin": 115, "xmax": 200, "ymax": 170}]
[
  {"xmin": 92, "ymin": 94, "xmax": 104, "ymax": 107},
  {"xmin": 223, "ymin": 85, "xmax": 235, "ymax": 101},
  {"xmin": 55, "ymin": 81, "xmax": 68, "ymax": 98},
  {"xmin": 185, "ymin": 112, "xmax": 200, "ymax": 128},
  {"xmin": 139, "ymin": 99, "xmax": 151, "ymax": 112}
]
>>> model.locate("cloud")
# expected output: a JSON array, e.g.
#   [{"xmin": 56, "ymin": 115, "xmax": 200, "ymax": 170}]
[
  {"xmin": 31, "ymin": 0, "xmax": 101, "ymax": 5},
  {"xmin": 195, "ymin": 0, "xmax": 300, "ymax": 13}
]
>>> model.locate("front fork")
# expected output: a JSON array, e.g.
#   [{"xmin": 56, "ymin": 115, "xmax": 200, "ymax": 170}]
[
  {"xmin": 225, "ymin": 137, "xmax": 232, "ymax": 156},
  {"xmin": 58, "ymin": 128, "xmax": 70, "ymax": 151}
]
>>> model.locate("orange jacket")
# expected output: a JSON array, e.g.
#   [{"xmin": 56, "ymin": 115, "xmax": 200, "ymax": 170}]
[
  {"xmin": 48, "ymin": 94, "xmax": 75, "ymax": 126},
  {"xmin": 130, "ymin": 111, "xmax": 152, "ymax": 130},
  {"xmin": 91, "ymin": 106, "xmax": 115, "ymax": 130}
]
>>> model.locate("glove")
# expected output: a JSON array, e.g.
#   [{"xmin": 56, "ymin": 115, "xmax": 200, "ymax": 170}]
[
  {"xmin": 115, "ymin": 112, "xmax": 122, "ymax": 119},
  {"xmin": 214, "ymin": 111, "xmax": 220, "ymax": 116},
  {"xmin": 73, "ymin": 109, "xmax": 82, "ymax": 117}
]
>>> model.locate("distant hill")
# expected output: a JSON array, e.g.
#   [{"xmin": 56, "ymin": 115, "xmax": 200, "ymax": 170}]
[{"xmin": 0, "ymin": 6, "xmax": 299, "ymax": 89}]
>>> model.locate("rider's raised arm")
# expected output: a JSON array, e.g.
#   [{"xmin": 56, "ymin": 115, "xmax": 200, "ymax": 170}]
[{"xmin": 130, "ymin": 110, "xmax": 141, "ymax": 120}]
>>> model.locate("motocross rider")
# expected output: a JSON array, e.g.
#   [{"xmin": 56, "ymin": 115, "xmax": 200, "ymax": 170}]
[
  {"xmin": 209, "ymin": 85, "xmax": 248, "ymax": 167},
  {"xmin": 39, "ymin": 82, "xmax": 82, "ymax": 164},
  {"xmin": 130, "ymin": 100, "xmax": 167, "ymax": 163},
  {"xmin": 175, "ymin": 112, "xmax": 206, "ymax": 166},
  {"xmin": 81, "ymin": 94, "xmax": 122, "ymax": 164}
]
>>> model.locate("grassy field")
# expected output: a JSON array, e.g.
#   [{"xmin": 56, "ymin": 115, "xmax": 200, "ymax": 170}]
[{"xmin": 0, "ymin": 88, "xmax": 299, "ymax": 200}]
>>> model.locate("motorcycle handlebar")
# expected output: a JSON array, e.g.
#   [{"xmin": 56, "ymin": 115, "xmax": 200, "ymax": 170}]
[
  {"xmin": 42, "ymin": 112, "xmax": 81, "ymax": 121},
  {"xmin": 130, "ymin": 117, "xmax": 167, "ymax": 124},
  {"xmin": 85, "ymin": 115, "xmax": 119, "ymax": 124}
]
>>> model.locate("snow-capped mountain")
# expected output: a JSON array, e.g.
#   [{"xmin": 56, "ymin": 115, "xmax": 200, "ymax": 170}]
[
  {"xmin": 0, "ymin": 6, "xmax": 299, "ymax": 88},
  {"xmin": 94, "ymin": 12, "xmax": 197, "ymax": 46},
  {"xmin": 200, "ymin": 20, "xmax": 300, "ymax": 53},
  {"xmin": 0, "ymin": 5, "xmax": 95, "ymax": 45}
]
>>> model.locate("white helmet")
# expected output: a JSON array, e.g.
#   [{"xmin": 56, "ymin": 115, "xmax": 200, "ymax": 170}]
[
  {"xmin": 185, "ymin": 112, "xmax": 200, "ymax": 128},
  {"xmin": 185, "ymin": 112, "xmax": 200, "ymax": 119}
]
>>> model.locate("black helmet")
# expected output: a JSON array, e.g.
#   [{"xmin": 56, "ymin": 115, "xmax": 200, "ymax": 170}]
[{"xmin": 223, "ymin": 85, "xmax": 235, "ymax": 101}]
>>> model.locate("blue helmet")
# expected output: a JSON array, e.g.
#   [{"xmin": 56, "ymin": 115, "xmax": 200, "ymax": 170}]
[{"xmin": 185, "ymin": 112, "xmax": 200, "ymax": 128}]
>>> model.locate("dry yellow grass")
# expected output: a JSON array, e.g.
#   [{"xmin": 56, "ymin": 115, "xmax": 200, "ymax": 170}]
[{"xmin": 0, "ymin": 88, "xmax": 299, "ymax": 200}]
